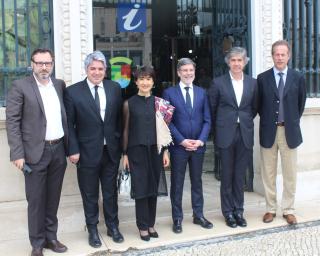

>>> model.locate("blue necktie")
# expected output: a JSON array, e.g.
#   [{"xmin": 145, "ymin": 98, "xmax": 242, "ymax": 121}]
[
  {"xmin": 94, "ymin": 85, "xmax": 100, "ymax": 113},
  {"xmin": 184, "ymin": 86, "xmax": 192, "ymax": 115},
  {"xmin": 278, "ymin": 72, "xmax": 284, "ymax": 122}
]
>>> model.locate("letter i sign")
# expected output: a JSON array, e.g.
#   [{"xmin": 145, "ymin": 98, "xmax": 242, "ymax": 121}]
[{"xmin": 117, "ymin": 3, "xmax": 146, "ymax": 32}]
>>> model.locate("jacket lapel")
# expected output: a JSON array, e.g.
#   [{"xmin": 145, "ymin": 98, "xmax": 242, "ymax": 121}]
[
  {"xmin": 103, "ymin": 81, "xmax": 111, "ymax": 123},
  {"xmin": 81, "ymin": 79, "xmax": 103, "ymax": 121},
  {"xmin": 283, "ymin": 68, "xmax": 293, "ymax": 98},
  {"xmin": 29, "ymin": 76, "xmax": 45, "ymax": 116},
  {"xmin": 225, "ymin": 73, "xmax": 238, "ymax": 107},
  {"xmin": 239, "ymin": 75, "xmax": 250, "ymax": 107},
  {"xmin": 267, "ymin": 68, "xmax": 280, "ymax": 98}
]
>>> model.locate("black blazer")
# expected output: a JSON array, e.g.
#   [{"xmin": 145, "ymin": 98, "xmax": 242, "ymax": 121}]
[
  {"xmin": 64, "ymin": 78, "xmax": 123, "ymax": 167},
  {"xmin": 208, "ymin": 73, "xmax": 258, "ymax": 149},
  {"xmin": 257, "ymin": 68, "xmax": 306, "ymax": 149}
]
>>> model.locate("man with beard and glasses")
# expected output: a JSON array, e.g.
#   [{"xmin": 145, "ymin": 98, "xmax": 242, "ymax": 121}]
[{"xmin": 6, "ymin": 48, "xmax": 68, "ymax": 256}]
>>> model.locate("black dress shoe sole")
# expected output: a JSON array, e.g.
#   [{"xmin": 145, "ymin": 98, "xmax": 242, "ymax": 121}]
[
  {"xmin": 172, "ymin": 225, "xmax": 182, "ymax": 233},
  {"xmin": 89, "ymin": 241, "xmax": 102, "ymax": 248}
]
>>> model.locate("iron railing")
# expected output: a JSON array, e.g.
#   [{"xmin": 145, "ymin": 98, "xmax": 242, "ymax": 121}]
[
  {"xmin": 0, "ymin": 0, "xmax": 53, "ymax": 106},
  {"xmin": 283, "ymin": 0, "xmax": 320, "ymax": 97}
]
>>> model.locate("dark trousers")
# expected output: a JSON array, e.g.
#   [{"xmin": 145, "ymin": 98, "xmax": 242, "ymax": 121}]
[
  {"xmin": 25, "ymin": 141, "xmax": 66, "ymax": 248},
  {"xmin": 170, "ymin": 151, "xmax": 205, "ymax": 221},
  {"xmin": 77, "ymin": 147, "xmax": 120, "ymax": 230},
  {"xmin": 135, "ymin": 196, "xmax": 157, "ymax": 230},
  {"xmin": 219, "ymin": 126, "xmax": 250, "ymax": 217}
]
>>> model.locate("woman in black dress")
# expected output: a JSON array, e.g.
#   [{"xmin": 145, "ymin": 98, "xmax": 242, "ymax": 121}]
[{"xmin": 122, "ymin": 66, "xmax": 170, "ymax": 241}]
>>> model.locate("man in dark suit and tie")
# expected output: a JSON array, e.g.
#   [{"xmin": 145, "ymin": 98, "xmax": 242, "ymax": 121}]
[
  {"xmin": 257, "ymin": 40, "xmax": 306, "ymax": 225},
  {"xmin": 208, "ymin": 47, "xmax": 258, "ymax": 228},
  {"xmin": 163, "ymin": 58, "xmax": 212, "ymax": 233},
  {"xmin": 6, "ymin": 48, "xmax": 68, "ymax": 256},
  {"xmin": 64, "ymin": 51, "xmax": 123, "ymax": 246}
]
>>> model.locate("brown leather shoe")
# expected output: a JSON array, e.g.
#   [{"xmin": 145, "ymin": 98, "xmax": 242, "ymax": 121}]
[
  {"xmin": 31, "ymin": 247, "xmax": 43, "ymax": 256},
  {"xmin": 263, "ymin": 212, "xmax": 276, "ymax": 223},
  {"xmin": 283, "ymin": 214, "xmax": 297, "ymax": 225},
  {"xmin": 44, "ymin": 240, "xmax": 68, "ymax": 253}
]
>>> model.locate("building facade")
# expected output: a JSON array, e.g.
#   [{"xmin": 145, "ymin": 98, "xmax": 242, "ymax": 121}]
[{"xmin": 0, "ymin": 0, "xmax": 319, "ymax": 240}]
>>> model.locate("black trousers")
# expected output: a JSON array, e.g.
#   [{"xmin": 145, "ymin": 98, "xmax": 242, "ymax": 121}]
[
  {"xmin": 219, "ymin": 126, "xmax": 250, "ymax": 217},
  {"xmin": 135, "ymin": 196, "xmax": 157, "ymax": 230},
  {"xmin": 25, "ymin": 141, "xmax": 66, "ymax": 248},
  {"xmin": 77, "ymin": 147, "xmax": 120, "ymax": 230}
]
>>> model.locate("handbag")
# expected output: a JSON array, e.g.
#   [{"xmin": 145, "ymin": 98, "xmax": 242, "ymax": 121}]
[{"xmin": 117, "ymin": 169, "xmax": 131, "ymax": 196}]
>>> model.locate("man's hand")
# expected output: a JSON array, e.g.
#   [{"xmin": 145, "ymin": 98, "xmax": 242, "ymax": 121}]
[
  {"xmin": 13, "ymin": 158, "xmax": 25, "ymax": 170},
  {"xmin": 180, "ymin": 139, "xmax": 204, "ymax": 151},
  {"xmin": 69, "ymin": 153, "xmax": 80, "ymax": 164}
]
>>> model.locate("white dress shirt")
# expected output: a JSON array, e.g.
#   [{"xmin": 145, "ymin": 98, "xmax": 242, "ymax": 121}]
[
  {"xmin": 179, "ymin": 82, "xmax": 194, "ymax": 107},
  {"xmin": 34, "ymin": 75, "xmax": 64, "ymax": 140},
  {"xmin": 87, "ymin": 79, "xmax": 107, "ymax": 145},
  {"xmin": 87, "ymin": 78, "xmax": 106, "ymax": 121},
  {"xmin": 230, "ymin": 72, "xmax": 244, "ymax": 123}
]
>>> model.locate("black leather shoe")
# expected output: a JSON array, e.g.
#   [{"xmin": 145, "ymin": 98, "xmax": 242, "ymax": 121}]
[
  {"xmin": 193, "ymin": 216, "xmax": 213, "ymax": 229},
  {"xmin": 44, "ymin": 240, "xmax": 68, "ymax": 253},
  {"xmin": 234, "ymin": 213, "xmax": 247, "ymax": 227},
  {"xmin": 31, "ymin": 248, "xmax": 43, "ymax": 256},
  {"xmin": 225, "ymin": 214, "xmax": 237, "ymax": 228},
  {"xmin": 172, "ymin": 219, "xmax": 182, "ymax": 233},
  {"xmin": 107, "ymin": 227, "xmax": 124, "ymax": 243},
  {"xmin": 88, "ymin": 228, "xmax": 102, "ymax": 248}
]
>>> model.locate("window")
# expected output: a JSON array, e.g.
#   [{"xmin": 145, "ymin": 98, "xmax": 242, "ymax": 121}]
[{"xmin": 0, "ymin": 0, "xmax": 53, "ymax": 106}]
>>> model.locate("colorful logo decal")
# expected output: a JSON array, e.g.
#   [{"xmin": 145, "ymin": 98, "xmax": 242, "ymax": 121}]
[
  {"xmin": 117, "ymin": 3, "xmax": 146, "ymax": 32},
  {"xmin": 109, "ymin": 57, "xmax": 132, "ymax": 88}
]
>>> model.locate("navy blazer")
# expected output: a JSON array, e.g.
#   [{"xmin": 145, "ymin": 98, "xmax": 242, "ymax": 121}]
[
  {"xmin": 64, "ymin": 78, "xmax": 122, "ymax": 167},
  {"xmin": 208, "ymin": 73, "xmax": 258, "ymax": 149},
  {"xmin": 257, "ymin": 68, "xmax": 306, "ymax": 149},
  {"xmin": 162, "ymin": 84, "xmax": 211, "ymax": 153}
]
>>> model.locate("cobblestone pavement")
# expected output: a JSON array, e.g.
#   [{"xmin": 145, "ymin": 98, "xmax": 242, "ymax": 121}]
[{"xmin": 92, "ymin": 220, "xmax": 320, "ymax": 256}]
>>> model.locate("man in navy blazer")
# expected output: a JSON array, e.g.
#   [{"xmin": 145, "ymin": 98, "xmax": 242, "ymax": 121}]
[
  {"xmin": 64, "ymin": 51, "xmax": 124, "ymax": 246},
  {"xmin": 208, "ymin": 47, "xmax": 258, "ymax": 228},
  {"xmin": 257, "ymin": 40, "xmax": 306, "ymax": 225},
  {"xmin": 163, "ymin": 58, "xmax": 212, "ymax": 233}
]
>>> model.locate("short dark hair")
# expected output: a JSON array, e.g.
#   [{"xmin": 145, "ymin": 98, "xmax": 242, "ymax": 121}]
[
  {"xmin": 271, "ymin": 40, "xmax": 291, "ymax": 55},
  {"xmin": 177, "ymin": 58, "xmax": 196, "ymax": 70},
  {"xmin": 134, "ymin": 66, "xmax": 155, "ymax": 81},
  {"xmin": 31, "ymin": 48, "xmax": 54, "ymax": 61}
]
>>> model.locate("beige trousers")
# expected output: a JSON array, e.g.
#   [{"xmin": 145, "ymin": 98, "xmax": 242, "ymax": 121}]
[{"xmin": 260, "ymin": 126, "xmax": 297, "ymax": 215}]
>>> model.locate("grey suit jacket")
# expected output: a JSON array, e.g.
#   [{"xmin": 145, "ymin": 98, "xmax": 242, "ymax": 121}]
[
  {"xmin": 208, "ymin": 73, "xmax": 258, "ymax": 149},
  {"xmin": 6, "ymin": 75, "xmax": 68, "ymax": 164}
]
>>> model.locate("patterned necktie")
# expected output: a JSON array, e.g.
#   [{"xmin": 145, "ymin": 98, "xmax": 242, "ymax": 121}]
[
  {"xmin": 94, "ymin": 85, "xmax": 100, "ymax": 113},
  {"xmin": 184, "ymin": 86, "xmax": 192, "ymax": 115},
  {"xmin": 278, "ymin": 72, "xmax": 284, "ymax": 122}
]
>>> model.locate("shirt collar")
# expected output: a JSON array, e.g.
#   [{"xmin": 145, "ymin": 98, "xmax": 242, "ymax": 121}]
[
  {"xmin": 33, "ymin": 74, "xmax": 53, "ymax": 87},
  {"xmin": 273, "ymin": 66, "xmax": 288, "ymax": 76},
  {"xmin": 87, "ymin": 78, "xmax": 103, "ymax": 90},
  {"xmin": 229, "ymin": 71, "xmax": 244, "ymax": 82},
  {"xmin": 179, "ymin": 81, "xmax": 193, "ymax": 90}
]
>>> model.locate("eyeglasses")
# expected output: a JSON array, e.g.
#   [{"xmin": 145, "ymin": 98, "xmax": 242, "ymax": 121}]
[{"xmin": 32, "ymin": 60, "xmax": 53, "ymax": 67}]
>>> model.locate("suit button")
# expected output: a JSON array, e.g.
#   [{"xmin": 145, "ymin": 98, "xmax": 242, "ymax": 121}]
[
  {"xmin": 276, "ymin": 111, "xmax": 279, "ymax": 114},
  {"xmin": 277, "ymin": 100, "xmax": 280, "ymax": 103},
  {"xmin": 275, "ymin": 122, "xmax": 277, "ymax": 124}
]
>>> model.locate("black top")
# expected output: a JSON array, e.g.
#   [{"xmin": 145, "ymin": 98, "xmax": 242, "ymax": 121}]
[{"xmin": 123, "ymin": 95, "xmax": 157, "ymax": 152}]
